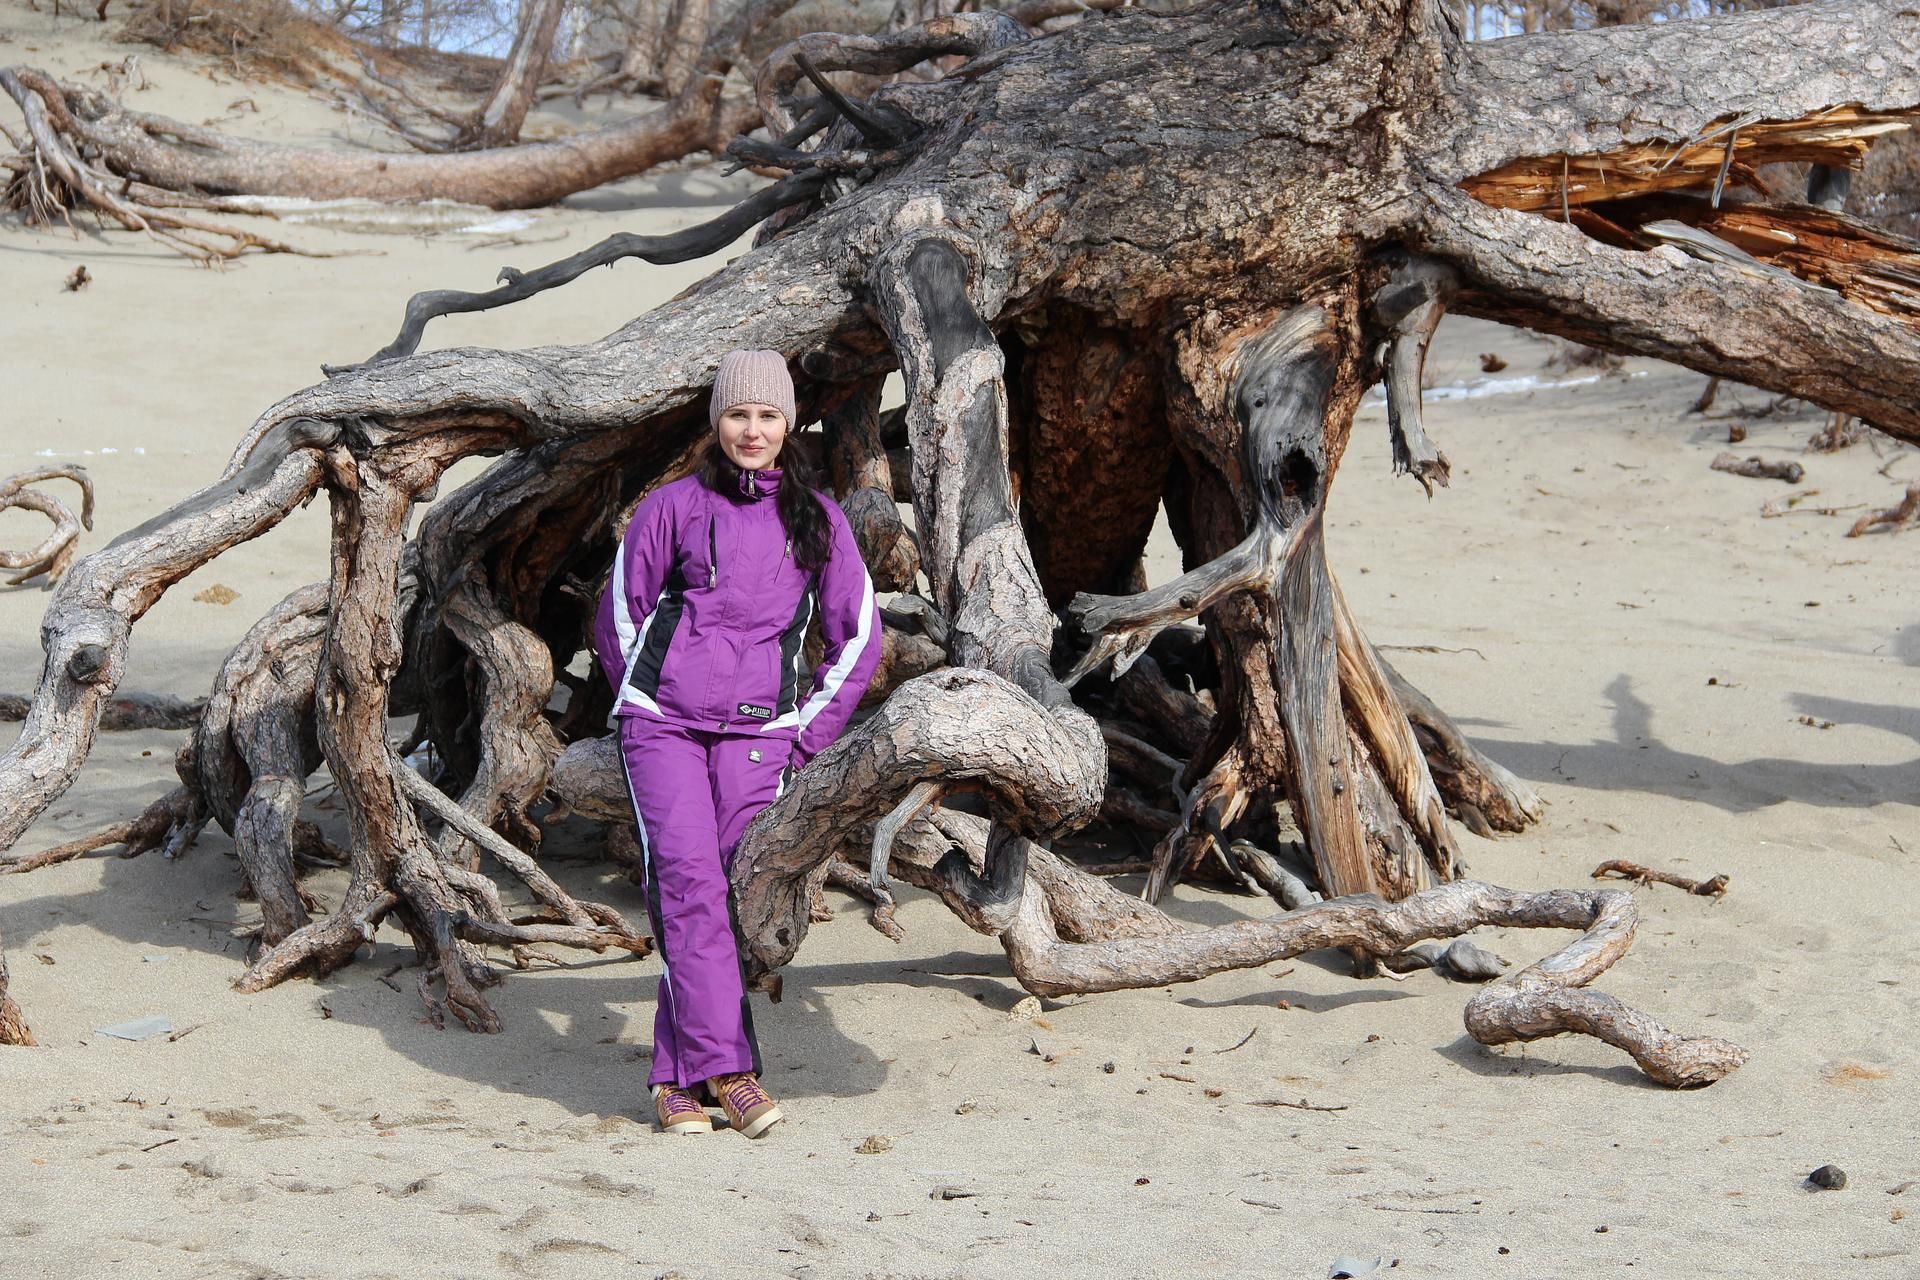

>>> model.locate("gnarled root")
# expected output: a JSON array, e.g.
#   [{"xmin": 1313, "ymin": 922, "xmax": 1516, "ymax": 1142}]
[
  {"xmin": 1372, "ymin": 259, "xmax": 1454, "ymax": 495},
  {"xmin": 0, "ymin": 416, "xmax": 333, "ymax": 857},
  {"xmin": 0, "ymin": 466, "xmax": 93, "ymax": 586},
  {"xmin": 232, "ymin": 430, "xmax": 649, "ymax": 1027},
  {"xmin": 754, "ymin": 13, "xmax": 1027, "ymax": 135},
  {"xmin": 861, "ymin": 791, "xmax": 1737, "ymax": 1087},
  {"xmin": 822, "ymin": 375, "xmax": 920, "ymax": 591},
  {"xmin": 391, "ymin": 760, "xmax": 647, "ymax": 954},
  {"xmin": 1382, "ymin": 657, "xmax": 1544, "ymax": 834},
  {"xmin": 1807, "ymin": 412, "xmax": 1865, "ymax": 452},
  {"xmin": 1003, "ymin": 877, "xmax": 1746, "ymax": 1088},
  {"xmin": 866, "ymin": 624, "xmax": 948, "ymax": 705},
  {"xmin": 0, "ymin": 68, "xmax": 316, "ymax": 263},
  {"xmin": 1458, "ymin": 887, "xmax": 1746, "ymax": 1088},
  {"xmin": 1330, "ymin": 577, "xmax": 1456, "ymax": 877},
  {"xmin": 1143, "ymin": 743, "xmax": 1248, "ymax": 902},
  {"xmin": 867, "ymin": 779, "xmax": 946, "ymax": 938},
  {"xmin": 189, "ymin": 583, "xmax": 329, "ymax": 944},
  {"xmin": 731, "ymin": 667, "xmax": 1103, "ymax": 979},
  {"xmin": 336, "ymin": 171, "xmax": 832, "ymax": 371},
  {"xmin": 0, "ymin": 782, "xmax": 198, "ymax": 876},
  {"xmin": 1076, "ymin": 300, "xmax": 1458, "ymax": 902},
  {"xmin": 1846, "ymin": 480, "xmax": 1920, "ymax": 537}
]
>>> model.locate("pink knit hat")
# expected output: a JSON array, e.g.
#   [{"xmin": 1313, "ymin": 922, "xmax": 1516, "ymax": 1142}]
[{"xmin": 709, "ymin": 349, "xmax": 796, "ymax": 430}]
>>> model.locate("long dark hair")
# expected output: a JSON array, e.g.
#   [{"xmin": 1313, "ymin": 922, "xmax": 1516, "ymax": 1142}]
[{"xmin": 698, "ymin": 435, "xmax": 833, "ymax": 573}]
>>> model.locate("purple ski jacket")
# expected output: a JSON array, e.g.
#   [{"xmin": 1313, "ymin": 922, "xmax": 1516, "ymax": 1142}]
[{"xmin": 593, "ymin": 467, "xmax": 881, "ymax": 769}]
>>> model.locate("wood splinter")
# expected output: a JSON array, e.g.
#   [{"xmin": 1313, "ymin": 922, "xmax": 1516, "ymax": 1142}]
[
  {"xmin": 1372, "ymin": 259, "xmax": 1455, "ymax": 496},
  {"xmin": 1592, "ymin": 859, "xmax": 1729, "ymax": 898},
  {"xmin": 867, "ymin": 779, "xmax": 946, "ymax": 941}
]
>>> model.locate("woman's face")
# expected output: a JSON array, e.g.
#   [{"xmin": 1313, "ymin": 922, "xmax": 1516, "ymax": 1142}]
[{"xmin": 716, "ymin": 402, "xmax": 787, "ymax": 471}]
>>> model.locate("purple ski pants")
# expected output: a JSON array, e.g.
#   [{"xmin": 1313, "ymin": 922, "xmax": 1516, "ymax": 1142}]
[{"xmin": 618, "ymin": 715, "xmax": 788, "ymax": 1089}]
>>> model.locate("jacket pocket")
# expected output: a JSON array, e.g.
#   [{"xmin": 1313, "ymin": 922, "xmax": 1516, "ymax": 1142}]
[{"xmin": 707, "ymin": 516, "xmax": 718, "ymax": 589}]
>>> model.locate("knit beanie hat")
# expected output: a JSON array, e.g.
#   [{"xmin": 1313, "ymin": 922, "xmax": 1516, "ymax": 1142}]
[{"xmin": 709, "ymin": 349, "xmax": 796, "ymax": 430}]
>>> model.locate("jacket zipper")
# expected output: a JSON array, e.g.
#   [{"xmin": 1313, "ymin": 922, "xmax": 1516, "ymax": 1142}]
[{"xmin": 708, "ymin": 516, "xmax": 718, "ymax": 588}]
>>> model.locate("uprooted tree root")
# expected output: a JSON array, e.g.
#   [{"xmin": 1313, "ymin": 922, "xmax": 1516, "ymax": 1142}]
[
  {"xmin": 11, "ymin": 0, "xmax": 1920, "ymax": 1080},
  {"xmin": 0, "ymin": 67, "xmax": 318, "ymax": 263}
]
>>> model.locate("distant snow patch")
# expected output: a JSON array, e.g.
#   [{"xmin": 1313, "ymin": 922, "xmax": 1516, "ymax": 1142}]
[
  {"xmin": 219, "ymin": 196, "xmax": 535, "ymax": 237},
  {"xmin": 1364, "ymin": 370, "xmax": 1647, "ymax": 406}
]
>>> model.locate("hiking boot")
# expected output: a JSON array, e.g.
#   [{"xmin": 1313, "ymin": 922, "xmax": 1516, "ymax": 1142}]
[
  {"xmin": 653, "ymin": 1084, "xmax": 713, "ymax": 1135},
  {"xmin": 711, "ymin": 1073, "xmax": 783, "ymax": 1138}
]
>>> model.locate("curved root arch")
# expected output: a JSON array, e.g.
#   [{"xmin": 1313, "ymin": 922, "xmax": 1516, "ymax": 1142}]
[{"xmin": 0, "ymin": 466, "xmax": 94, "ymax": 586}]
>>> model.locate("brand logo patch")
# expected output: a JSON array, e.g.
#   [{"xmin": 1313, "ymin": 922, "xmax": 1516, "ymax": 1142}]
[
  {"xmin": 748, "ymin": 749, "xmax": 762, "ymax": 764},
  {"xmin": 737, "ymin": 702, "xmax": 774, "ymax": 720}
]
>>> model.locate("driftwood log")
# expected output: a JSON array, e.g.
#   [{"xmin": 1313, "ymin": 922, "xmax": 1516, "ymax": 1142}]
[
  {"xmin": 7, "ymin": 0, "xmax": 1920, "ymax": 1084},
  {"xmin": 0, "ymin": 5, "xmax": 1122, "ymax": 262},
  {"xmin": 0, "ymin": 0, "xmax": 798, "ymax": 258}
]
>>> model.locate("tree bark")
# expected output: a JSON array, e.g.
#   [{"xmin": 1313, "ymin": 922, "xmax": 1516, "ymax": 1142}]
[
  {"xmin": 460, "ymin": 0, "xmax": 570, "ymax": 150},
  {"xmin": 655, "ymin": 0, "xmax": 713, "ymax": 98},
  {"xmin": 190, "ymin": 584, "xmax": 331, "ymax": 945}
]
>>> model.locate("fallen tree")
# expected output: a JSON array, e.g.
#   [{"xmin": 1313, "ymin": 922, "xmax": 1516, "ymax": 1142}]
[
  {"xmin": 0, "ymin": 0, "xmax": 802, "ymax": 255},
  {"xmin": 6, "ymin": 0, "xmax": 1919, "ymax": 1084},
  {"xmin": 0, "ymin": 2, "xmax": 1112, "ymax": 261}
]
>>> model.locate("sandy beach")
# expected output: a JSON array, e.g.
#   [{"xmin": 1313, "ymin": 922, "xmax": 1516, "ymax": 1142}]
[{"xmin": 3, "ymin": 6, "xmax": 1918, "ymax": 1277}]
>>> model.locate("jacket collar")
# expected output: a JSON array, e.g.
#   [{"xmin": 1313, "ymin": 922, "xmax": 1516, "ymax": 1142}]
[{"xmin": 737, "ymin": 466, "xmax": 782, "ymax": 501}]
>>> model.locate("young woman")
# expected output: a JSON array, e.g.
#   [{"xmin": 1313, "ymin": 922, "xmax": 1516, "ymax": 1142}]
[{"xmin": 593, "ymin": 349, "xmax": 881, "ymax": 1137}]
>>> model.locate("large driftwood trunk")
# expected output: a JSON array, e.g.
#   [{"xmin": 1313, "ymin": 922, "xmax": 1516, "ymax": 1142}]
[{"xmin": 6, "ymin": 0, "xmax": 1919, "ymax": 1082}]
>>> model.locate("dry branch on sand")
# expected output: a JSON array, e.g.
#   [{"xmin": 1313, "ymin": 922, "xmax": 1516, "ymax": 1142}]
[
  {"xmin": 1711, "ymin": 452, "xmax": 1805, "ymax": 483},
  {"xmin": 0, "ymin": 466, "xmax": 94, "ymax": 586},
  {"xmin": 1592, "ymin": 860, "xmax": 1730, "ymax": 898},
  {"xmin": 7, "ymin": 0, "xmax": 1920, "ymax": 1088},
  {"xmin": 1846, "ymin": 479, "xmax": 1920, "ymax": 536}
]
